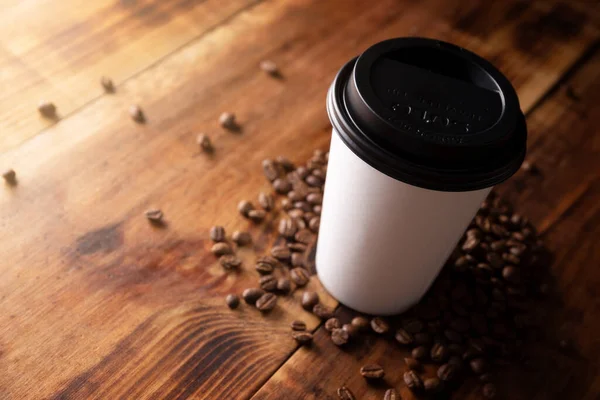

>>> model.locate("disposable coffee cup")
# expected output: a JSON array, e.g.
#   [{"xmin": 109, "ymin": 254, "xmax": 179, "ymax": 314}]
[{"xmin": 317, "ymin": 38, "xmax": 527, "ymax": 315}]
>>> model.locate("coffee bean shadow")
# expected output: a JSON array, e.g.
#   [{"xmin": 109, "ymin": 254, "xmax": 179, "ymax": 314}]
[{"xmin": 225, "ymin": 123, "xmax": 243, "ymax": 134}]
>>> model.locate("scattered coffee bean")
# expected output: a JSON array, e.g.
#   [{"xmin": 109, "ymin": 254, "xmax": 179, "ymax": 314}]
[
  {"xmin": 403, "ymin": 318, "xmax": 425, "ymax": 333},
  {"xmin": 360, "ymin": 364, "xmax": 385, "ymax": 379},
  {"xmin": 444, "ymin": 329, "xmax": 462, "ymax": 343},
  {"xmin": 520, "ymin": 160, "xmax": 535, "ymax": 173},
  {"xmin": 395, "ymin": 329, "xmax": 414, "ymax": 345},
  {"xmin": 38, "ymin": 100, "xmax": 56, "ymax": 117},
  {"xmin": 424, "ymin": 377, "xmax": 442, "ymax": 394},
  {"xmin": 288, "ymin": 243, "xmax": 307, "ymax": 253},
  {"xmin": 256, "ymin": 261, "xmax": 274, "ymax": 275},
  {"xmin": 259, "ymin": 275, "xmax": 278, "ymax": 291},
  {"xmin": 351, "ymin": 316, "xmax": 370, "ymax": 331},
  {"xmin": 276, "ymin": 156, "xmax": 295, "ymax": 171},
  {"xmin": 431, "ymin": 342, "xmax": 449, "ymax": 363},
  {"xmin": 273, "ymin": 178, "xmax": 292, "ymax": 194},
  {"xmin": 479, "ymin": 373, "xmax": 492, "ymax": 382},
  {"xmin": 219, "ymin": 255, "xmax": 241, "ymax": 270},
  {"xmin": 437, "ymin": 363, "xmax": 459, "ymax": 382},
  {"xmin": 313, "ymin": 205, "xmax": 322, "ymax": 215},
  {"xmin": 325, "ymin": 318, "xmax": 341, "ymax": 332},
  {"xmin": 225, "ymin": 294, "xmax": 239, "ymax": 309},
  {"xmin": 291, "ymin": 320, "xmax": 306, "ymax": 331},
  {"xmin": 403, "ymin": 370, "xmax": 423, "ymax": 391},
  {"xmin": 271, "ymin": 245, "xmax": 291, "ymax": 261},
  {"xmin": 238, "ymin": 200, "xmax": 254, "ymax": 217},
  {"xmin": 219, "ymin": 112, "xmax": 236, "ymax": 129},
  {"xmin": 232, "ymin": 230, "xmax": 252, "ymax": 246},
  {"xmin": 502, "ymin": 265, "xmax": 520, "ymax": 283},
  {"xmin": 470, "ymin": 358, "xmax": 488, "ymax": 374},
  {"xmin": 371, "ymin": 317, "xmax": 390, "ymax": 334},
  {"xmin": 306, "ymin": 192, "xmax": 323, "ymax": 205},
  {"xmin": 288, "ymin": 190, "xmax": 304, "ymax": 202},
  {"xmin": 129, "ymin": 105, "xmax": 144, "ymax": 123},
  {"xmin": 262, "ymin": 159, "xmax": 279, "ymax": 182},
  {"xmin": 2, "ymin": 169, "xmax": 17, "ymax": 185},
  {"xmin": 256, "ymin": 292, "xmax": 277, "ymax": 312},
  {"xmin": 295, "ymin": 217, "xmax": 307, "ymax": 230},
  {"xmin": 288, "ymin": 208, "xmax": 305, "ymax": 219},
  {"xmin": 260, "ymin": 60, "xmax": 279, "ymax": 76},
  {"xmin": 292, "ymin": 331, "xmax": 313, "ymax": 344},
  {"xmin": 211, "ymin": 242, "xmax": 232, "ymax": 256},
  {"xmin": 145, "ymin": 208, "xmax": 163, "ymax": 223},
  {"xmin": 210, "ymin": 225, "xmax": 226, "ymax": 242},
  {"xmin": 277, "ymin": 278, "xmax": 291, "ymax": 293},
  {"xmin": 100, "ymin": 76, "xmax": 114, "ymax": 92},
  {"xmin": 290, "ymin": 267, "xmax": 310, "ymax": 286},
  {"xmin": 482, "ymin": 383, "xmax": 497, "ymax": 398},
  {"xmin": 312, "ymin": 304, "xmax": 334, "ymax": 319},
  {"xmin": 258, "ymin": 192, "xmax": 275, "ymax": 211},
  {"xmin": 309, "ymin": 217, "xmax": 320, "ymax": 232},
  {"xmin": 342, "ymin": 323, "xmax": 358, "ymax": 337},
  {"xmin": 412, "ymin": 346, "xmax": 428, "ymax": 361},
  {"xmin": 404, "ymin": 357, "xmax": 422, "ymax": 371},
  {"xmin": 242, "ymin": 288, "xmax": 265, "ymax": 305},
  {"xmin": 383, "ymin": 388, "xmax": 399, "ymax": 400},
  {"xmin": 248, "ymin": 209, "xmax": 266, "ymax": 222},
  {"xmin": 197, "ymin": 133, "xmax": 212, "ymax": 152},
  {"xmin": 301, "ymin": 291, "xmax": 319, "ymax": 310},
  {"xmin": 291, "ymin": 252, "xmax": 305, "ymax": 267},
  {"xmin": 337, "ymin": 386, "xmax": 355, "ymax": 400},
  {"xmin": 331, "ymin": 328, "xmax": 349, "ymax": 346},
  {"xmin": 305, "ymin": 174, "xmax": 324, "ymax": 187},
  {"xmin": 281, "ymin": 198, "xmax": 293, "ymax": 210},
  {"xmin": 295, "ymin": 229, "xmax": 314, "ymax": 244}
]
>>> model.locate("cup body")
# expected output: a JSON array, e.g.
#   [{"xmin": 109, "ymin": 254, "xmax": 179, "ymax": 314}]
[{"xmin": 316, "ymin": 131, "xmax": 491, "ymax": 315}]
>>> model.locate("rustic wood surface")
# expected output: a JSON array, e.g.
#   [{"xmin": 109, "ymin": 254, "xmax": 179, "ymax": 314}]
[{"xmin": 0, "ymin": 0, "xmax": 598, "ymax": 399}]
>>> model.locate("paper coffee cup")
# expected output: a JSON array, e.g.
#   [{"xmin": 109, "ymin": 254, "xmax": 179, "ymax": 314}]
[{"xmin": 317, "ymin": 38, "xmax": 527, "ymax": 315}]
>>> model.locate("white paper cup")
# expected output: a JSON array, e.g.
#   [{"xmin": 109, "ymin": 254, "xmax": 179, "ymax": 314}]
[{"xmin": 316, "ymin": 38, "xmax": 527, "ymax": 315}]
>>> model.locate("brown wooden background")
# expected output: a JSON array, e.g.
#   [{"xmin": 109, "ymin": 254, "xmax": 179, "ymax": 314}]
[{"xmin": 1, "ymin": 0, "xmax": 599, "ymax": 399}]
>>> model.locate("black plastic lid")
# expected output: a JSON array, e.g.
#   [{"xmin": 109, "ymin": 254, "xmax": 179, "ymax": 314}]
[{"xmin": 327, "ymin": 37, "xmax": 527, "ymax": 192}]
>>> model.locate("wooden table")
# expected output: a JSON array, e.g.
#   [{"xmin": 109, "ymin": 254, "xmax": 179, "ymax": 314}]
[{"xmin": 1, "ymin": 0, "xmax": 599, "ymax": 399}]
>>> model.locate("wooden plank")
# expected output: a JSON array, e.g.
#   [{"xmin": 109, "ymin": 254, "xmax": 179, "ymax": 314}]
[
  {"xmin": 252, "ymin": 46, "xmax": 600, "ymax": 400},
  {"xmin": 0, "ymin": 0, "xmax": 597, "ymax": 399},
  {"xmin": 0, "ymin": 0, "xmax": 256, "ymax": 154}
]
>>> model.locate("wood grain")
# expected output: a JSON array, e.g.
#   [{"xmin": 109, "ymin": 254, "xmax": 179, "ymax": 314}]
[
  {"xmin": 253, "ymin": 43, "xmax": 600, "ymax": 400},
  {"xmin": 0, "ymin": 0, "xmax": 597, "ymax": 399},
  {"xmin": 0, "ymin": 0, "xmax": 258, "ymax": 154}
]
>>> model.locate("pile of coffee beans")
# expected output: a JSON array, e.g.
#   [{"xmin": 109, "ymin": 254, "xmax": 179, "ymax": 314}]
[{"xmin": 218, "ymin": 148, "xmax": 550, "ymax": 399}]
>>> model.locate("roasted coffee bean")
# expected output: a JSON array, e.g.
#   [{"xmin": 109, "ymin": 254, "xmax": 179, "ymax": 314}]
[
  {"xmin": 275, "ymin": 156, "xmax": 295, "ymax": 171},
  {"xmin": 403, "ymin": 318, "xmax": 424, "ymax": 333},
  {"xmin": 238, "ymin": 200, "xmax": 254, "ymax": 216},
  {"xmin": 288, "ymin": 190, "xmax": 304, "ymax": 202},
  {"xmin": 278, "ymin": 217, "xmax": 298, "ymax": 238},
  {"xmin": 232, "ymin": 230, "xmax": 252, "ymax": 246},
  {"xmin": 259, "ymin": 275, "xmax": 278, "ymax": 291},
  {"xmin": 424, "ymin": 377, "xmax": 442, "ymax": 394},
  {"xmin": 294, "ymin": 201, "xmax": 312, "ymax": 212},
  {"xmin": 294, "ymin": 217, "xmax": 307, "ymax": 230},
  {"xmin": 242, "ymin": 288, "xmax": 265, "ymax": 304},
  {"xmin": 395, "ymin": 329, "xmax": 414, "ymax": 345},
  {"xmin": 479, "ymin": 373, "xmax": 492, "ymax": 382},
  {"xmin": 503, "ymin": 252, "xmax": 520, "ymax": 265},
  {"xmin": 448, "ymin": 343, "xmax": 465, "ymax": 356},
  {"xmin": 100, "ymin": 76, "xmax": 114, "ymax": 92},
  {"xmin": 220, "ymin": 255, "xmax": 241, "ymax": 270},
  {"xmin": 292, "ymin": 331, "xmax": 313, "ymax": 344},
  {"xmin": 248, "ymin": 209, "xmax": 266, "ymax": 222},
  {"xmin": 309, "ymin": 217, "xmax": 320, "ymax": 233},
  {"xmin": 482, "ymin": 383, "xmax": 497, "ymax": 398},
  {"xmin": 404, "ymin": 370, "xmax": 423, "ymax": 391},
  {"xmin": 448, "ymin": 356, "xmax": 463, "ymax": 368},
  {"xmin": 305, "ymin": 175, "xmax": 324, "ymax": 187},
  {"xmin": 211, "ymin": 242, "xmax": 233, "ymax": 256},
  {"xmin": 462, "ymin": 236, "xmax": 480, "ymax": 252},
  {"xmin": 444, "ymin": 329, "xmax": 462, "ymax": 343},
  {"xmin": 303, "ymin": 212, "xmax": 316, "ymax": 224},
  {"xmin": 313, "ymin": 304, "xmax": 334, "ymax": 319},
  {"xmin": 258, "ymin": 192, "xmax": 275, "ymax": 211},
  {"xmin": 271, "ymin": 245, "xmax": 291, "ymax": 260},
  {"xmin": 277, "ymin": 278, "xmax": 291, "ymax": 293},
  {"xmin": 288, "ymin": 242, "xmax": 307, "ymax": 252},
  {"xmin": 431, "ymin": 343, "xmax": 449, "ymax": 363},
  {"xmin": 306, "ymin": 192, "xmax": 323, "ymax": 205},
  {"xmin": 412, "ymin": 346, "xmax": 428, "ymax": 361},
  {"xmin": 301, "ymin": 291, "xmax": 319, "ymax": 310},
  {"xmin": 404, "ymin": 357, "xmax": 422, "ymax": 371},
  {"xmin": 210, "ymin": 225, "xmax": 226, "ymax": 242},
  {"xmin": 129, "ymin": 105, "xmax": 145, "ymax": 123},
  {"xmin": 295, "ymin": 229, "xmax": 314, "ymax": 244},
  {"xmin": 256, "ymin": 292, "xmax": 277, "ymax": 312},
  {"xmin": 337, "ymin": 386, "xmax": 355, "ymax": 400},
  {"xmin": 281, "ymin": 198, "xmax": 293, "ymax": 210},
  {"xmin": 450, "ymin": 318, "xmax": 470, "ymax": 333},
  {"xmin": 313, "ymin": 205, "xmax": 322, "ymax": 215},
  {"xmin": 260, "ymin": 60, "xmax": 279, "ymax": 76},
  {"xmin": 288, "ymin": 209, "xmax": 304, "ymax": 219},
  {"xmin": 490, "ymin": 240, "xmax": 506, "ymax": 252},
  {"xmin": 2, "ymin": 169, "xmax": 16, "ymax": 185},
  {"xmin": 371, "ymin": 317, "xmax": 389, "ymax": 334},
  {"xmin": 383, "ymin": 388, "xmax": 399, "ymax": 400},
  {"xmin": 351, "ymin": 316, "xmax": 370, "ymax": 331},
  {"xmin": 487, "ymin": 252, "xmax": 504, "ymax": 268},
  {"xmin": 225, "ymin": 294, "xmax": 240, "ymax": 309},
  {"xmin": 331, "ymin": 328, "xmax": 349, "ymax": 346},
  {"xmin": 256, "ymin": 255, "xmax": 278, "ymax": 271},
  {"xmin": 290, "ymin": 268, "xmax": 310, "ymax": 286},
  {"xmin": 502, "ymin": 265, "xmax": 520, "ymax": 283},
  {"xmin": 415, "ymin": 332, "xmax": 432, "ymax": 345},
  {"xmin": 38, "ymin": 100, "xmax": 56, "ymax": 117},
  {"xmin": 145, "ymin": 208, "xmax": 163, "ymax": 223},
  {"xmin": 470, "ymin": 358, "xmax": 488, "ymax": 374},
  {"xmin": 219, "ymin": 112, "xmax": 236, "ymax": 129},
  {"xmin": 197, "ymin": 133, "xmax": 212, "ymax": 152},
  {"xmin": 325, "ymin": 318, "xmax": 341, "ymax": 332},
  {"xmin": 273, "ymin": 178, "xmax": 292, "ymax": 194},
  {"xmin": 342, "ymin": 323, "xmax": 358, "ymax": 337},
  {"xmin": 291, "ymin": 320, "xmax": 306, "ymax": 331},
  {"xmin": 437, "ymin": 363, "xmax": 459, "ymax": 382},
  {"xmin": 291, "ymin": 252, "xmax": 305, "ymax": 267},
  {"xmin": 360, "ymin": 364, "xmax": 385, "ymax": 379},
  {"xmin": 462, "ymin": 347, "xmax": 482, "ymax": 361}
]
